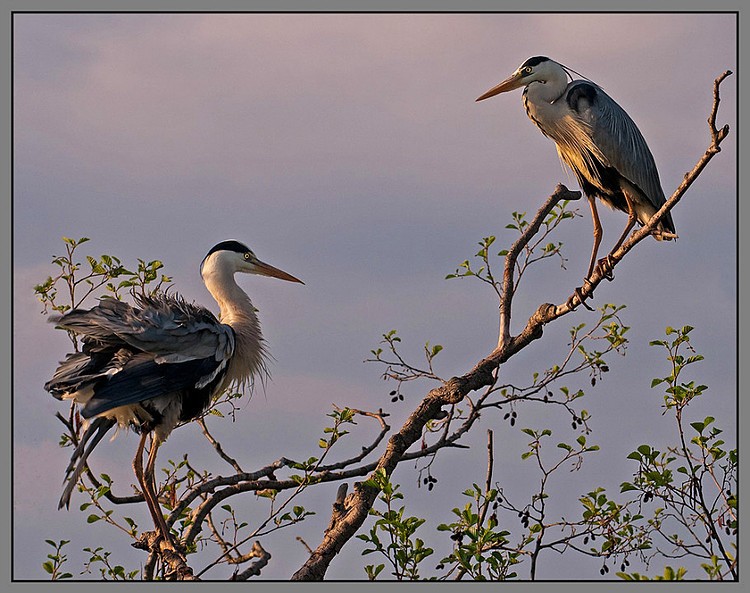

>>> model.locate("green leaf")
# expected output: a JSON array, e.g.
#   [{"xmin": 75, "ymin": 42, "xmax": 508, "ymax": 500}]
[{"xmin": 86, "ymin": 514, "xmax": 101, "ymax": 523}]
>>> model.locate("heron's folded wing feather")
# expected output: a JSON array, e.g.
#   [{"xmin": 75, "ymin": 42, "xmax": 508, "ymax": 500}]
[
  {"xmin": 571, "ymin": 82, "xmax": 668, "ymax": 211},
  {"xmin": 81, "ymin": 354, "xmax": 227, "ymax": 418},
  {"xmin": 54, "ymin": 294, "xmax": 235, "ymax": 363}
]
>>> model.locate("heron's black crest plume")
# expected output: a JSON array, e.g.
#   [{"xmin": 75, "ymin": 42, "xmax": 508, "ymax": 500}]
[
  {"xmin": 520, "ymin": 56, "xmax": 550, "ymax": 69},
  {"xmin": 205, "ymin": 240, "xmax": 251, "ymax": 257}
]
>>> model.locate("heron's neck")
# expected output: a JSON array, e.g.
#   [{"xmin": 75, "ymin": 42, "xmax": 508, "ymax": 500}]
[
  {"xmin": 203, "ymin": 268, "xmax": 257, "ymax": 328},
  {"xmin": 202, "ymin": 267, "xmax": 267, "ymax": 386},
  {"xmin": 522, "ymin": 75, "xmax": 570, "ymax": 135}
]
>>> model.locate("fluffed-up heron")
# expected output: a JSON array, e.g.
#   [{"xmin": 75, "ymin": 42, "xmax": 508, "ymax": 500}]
[{"xmin": 45, "ymin": 240, "xmax": 303, "ymax": 542}]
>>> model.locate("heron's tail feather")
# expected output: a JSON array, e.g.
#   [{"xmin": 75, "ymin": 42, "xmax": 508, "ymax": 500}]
[{"xmin": 59, "ymin": 416, "xmax": 117, "ymax": 510}]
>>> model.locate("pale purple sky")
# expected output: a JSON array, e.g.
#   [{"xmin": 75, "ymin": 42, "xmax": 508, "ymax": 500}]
[{"xmin": 13, "ymin": 13, "xmax": 736, "ymax": 580}]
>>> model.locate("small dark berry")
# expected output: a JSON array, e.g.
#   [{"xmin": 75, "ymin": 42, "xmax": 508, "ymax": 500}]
[{"xmin": 510, "ymin": 418, "xmax": 516, "ymax": 426}]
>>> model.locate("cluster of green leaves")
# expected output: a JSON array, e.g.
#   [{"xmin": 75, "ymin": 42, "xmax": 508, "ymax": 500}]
[
  {"xmin": 358, "ymin": 469, "xmax": 434, "ymax": 580},
  {"xmin": 34, "ymin": 236, "xmax": 171, "ymax": 319},
  {"xmin": 445, "ymin": 201, "xmax": 577, "ymax": 290},
  {"xmin": 615, "ymin": 326, "xmax": 737, "ymax": 580},
  {"xmin": 78, "ymin": 473, "xmax": 139, "ymax": 539},
  {"xmin": 618, "ymin": 565, "xmax": 687, "ymax": 581},
  {"xmin": 42, "ymin": 538, "xmax": 139, "ymax": 581},
  {"xmin": 319, "ymin": 407, "xmax": 357, "ymax": 450},
  {"xmin": 82, "ymin": 546, "xmax": 139, "ymax": 580},
  {"xmin": 436, "ymin": 485, "xmax": 520, "ymax": 580},
  {"xmin": 42, "ymin": 539, "xmax": 72, "ymax": 580},
  {"xmin": 650, "ymin": 325, "xmax": 708, "ymax": 410}
]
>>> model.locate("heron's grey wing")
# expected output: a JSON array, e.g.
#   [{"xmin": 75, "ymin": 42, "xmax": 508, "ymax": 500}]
[
  {"xmin": 50, "ymin": 294, "xmax": 236, "ymax": 418},
  {"xmin": 55, "ymin": 294, "xmax": 235, "ymax": 364},
  {"xmin": 568, "ymin": 81, "xmax": 667, "ymax": 210}
]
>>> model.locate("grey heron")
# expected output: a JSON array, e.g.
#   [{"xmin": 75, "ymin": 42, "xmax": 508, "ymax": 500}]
[
  {"xmin": 45, "ymin": 240, "xmax": 303, "ymax": 542},
  {"xmin": 477, "ymin": 56, "xmax": 676, "ymax": 286}
]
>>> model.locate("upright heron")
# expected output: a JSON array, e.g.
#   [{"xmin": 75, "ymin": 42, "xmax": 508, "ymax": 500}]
[
  {"xmin": 45, "ymin": 240, "xmax": 303, "ymax": 541},
  {"xmin": 477, "ymin": 56, "xmax": 676, "ymax": 287}
]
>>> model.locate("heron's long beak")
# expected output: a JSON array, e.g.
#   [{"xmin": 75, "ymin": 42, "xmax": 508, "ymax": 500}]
[
  {"xmin": 476, "ymin": 71, "xmax": 525, "ymax": 102},
  {"xmin": 253, "ymin": 259, "xmax": 304, "ymax": 284}
]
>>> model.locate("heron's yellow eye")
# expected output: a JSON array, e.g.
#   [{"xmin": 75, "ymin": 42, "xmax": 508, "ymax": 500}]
[
  {"xmin": 244, "ymin": 253, "xmax": 251, "ymax": 260},
  {"xmin": 523, "ymin": 66, "xmax": 532, "ymax": 74}
]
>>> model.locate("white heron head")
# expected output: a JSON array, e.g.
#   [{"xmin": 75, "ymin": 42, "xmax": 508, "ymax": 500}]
[
  {"xmin": 200, "ymin": 240, "xmax": 303, "ymax": 284},
  {"xmin": 476, "ymin": 56, "xmax": 571, "ymax": 101}
]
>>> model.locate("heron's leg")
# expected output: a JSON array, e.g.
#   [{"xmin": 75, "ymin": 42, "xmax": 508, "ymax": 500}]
[
  {"xmin": 133, "ymin": 432, "xmax": 171, "ymax": 545},
  {"xmin": 566, "ymin": 197, "xmax": 601, "ymax": 311},
  {"xmin": 600, "ymin": 190, "xmax": 637, "ymax": 275},
  {"xmin": 585, "ymin": 195, "xmax": 604, "ymax": 281},
  {"xmin": 144, "ymin": 436, "xmax": 172, "ymax": 545}
]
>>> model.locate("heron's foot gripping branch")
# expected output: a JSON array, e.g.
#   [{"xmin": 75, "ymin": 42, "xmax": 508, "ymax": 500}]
[
  {"xmin": 595, "ymin": 255, "xmax": 615, "ymax": 281},
  {"xmin": 566, "ymin": 286, "xmax": 595, "ymax": 312}
]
